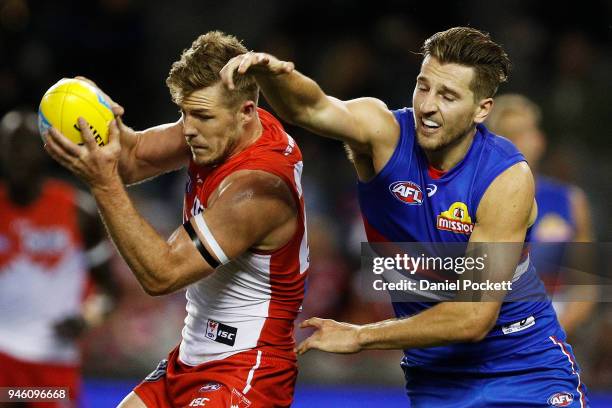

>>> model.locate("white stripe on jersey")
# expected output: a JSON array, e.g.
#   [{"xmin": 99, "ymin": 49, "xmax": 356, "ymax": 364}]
[
  {"xmin": 511, "ymin": 255, "xmax": 530, "ymax": 282},
  {"xmin": 549, "ymin": 336, "xmax": 586, "ymax": 408},
  {"xmin": 293, "ymin": 161, "xmax": 309, "ymax": 274}
]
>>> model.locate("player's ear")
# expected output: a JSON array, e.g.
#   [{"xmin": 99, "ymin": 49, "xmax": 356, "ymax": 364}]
[
  {"xmin": 239, "ymin": 100, "xmax": 257, "ymax": 123},
  {"xmin": 474, "ymin": 97, "xmax": 493, "ymax": 124}
]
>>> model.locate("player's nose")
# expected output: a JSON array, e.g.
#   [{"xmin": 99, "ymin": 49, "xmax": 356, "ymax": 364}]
[
  {"xmin": 182, "ymin": 119, "xmax": 198, "ymax": 139},
  {"xmin": 419, "ymin": 93, "xmax": 438, "ymax": 115}
]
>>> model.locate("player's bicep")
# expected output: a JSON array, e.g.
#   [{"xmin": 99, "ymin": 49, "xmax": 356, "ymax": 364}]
[
  {"xmin": 473, "ymin": 162, "xmax": 535, "ymax": 242},
  {"xmin": 305, "ymin": 97, "xmax": 398, "ymax": 153},
  {"xmin": 200, "ymin": 171, "xmax": 296, "ymax": 257},
  {"xmin": 164, "ymin": 171, "xmax": 296, "ymax": 291},
  {"xmin": 466, "ymin": 162, "xmax": 535, "ymax": 306}
]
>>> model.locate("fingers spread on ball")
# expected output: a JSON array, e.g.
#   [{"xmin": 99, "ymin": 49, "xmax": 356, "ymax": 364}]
[
  {"xmin": 48, "ymin": 127, "xmax": 82, "ymax": 157},
  {"xmin": 78, "ymin": 117, "xmax": 98, "ymax": 149}
]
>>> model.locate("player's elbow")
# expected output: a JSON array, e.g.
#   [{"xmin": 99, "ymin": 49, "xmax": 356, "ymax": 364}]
[
  {"xmin": 140, "ymin": 276, "xmax": 174, "ymax": 296},
  {"xmin": 138, "ymin": 263, "xmax": 179, "ymax": 297}
]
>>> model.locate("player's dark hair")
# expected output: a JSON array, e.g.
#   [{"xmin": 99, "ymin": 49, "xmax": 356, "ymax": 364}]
[
  {"xmin": 167, "ymin": 31, "xmax": 259, "ymax": 107},
  {"xmin": 422, "ymin": 27, "xmax": 511, "ymax": 100}
]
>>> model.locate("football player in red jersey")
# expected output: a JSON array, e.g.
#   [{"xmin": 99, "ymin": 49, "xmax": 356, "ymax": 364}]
[{"xmin": 44, "ymin": 31, "xmax": 308, "ymax": 408}]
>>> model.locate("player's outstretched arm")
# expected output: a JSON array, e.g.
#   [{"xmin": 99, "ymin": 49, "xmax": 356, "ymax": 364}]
[
  {"xmin": 297, "ymin": 163, "xmax": 535, "ymax": 354},
  {"xmin": 75, "ymin": 76, "xmax": 190, "ymax": 185},
  {"xmin": 220, "ymin": 53, "xmax": 399, "ymax": 154}
]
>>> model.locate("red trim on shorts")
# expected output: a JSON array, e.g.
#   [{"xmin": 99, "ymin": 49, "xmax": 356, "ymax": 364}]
[{"xmin": 134, "ymin": 346, "xmax": 297, "ymax": 408}]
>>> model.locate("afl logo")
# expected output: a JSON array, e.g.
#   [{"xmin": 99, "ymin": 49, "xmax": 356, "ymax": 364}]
[
  {"xmin": 547, "ymin": 392, "xmax": 574, "ymax": 407},
  {"xmin": 389, "ymin": 181, "xmax": 423, "ymax": 205}
]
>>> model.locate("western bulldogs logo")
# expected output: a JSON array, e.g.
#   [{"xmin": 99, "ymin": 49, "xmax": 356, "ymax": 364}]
[
  {"xmin": 547, "ymin": 392, "xmax": 574, "ymax": 407},
  {"xmin": 389, "ymin": 181, "xmax": 423, "ymax": 205}
]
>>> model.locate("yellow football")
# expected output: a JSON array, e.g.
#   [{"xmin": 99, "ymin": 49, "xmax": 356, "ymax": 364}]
[{"xmin": 38, "ymin": 78, "xmax": 114, "ymax": 146}]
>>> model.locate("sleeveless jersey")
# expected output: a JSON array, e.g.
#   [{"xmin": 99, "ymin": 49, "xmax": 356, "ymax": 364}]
[
  {"xmin": 0, "ymin": 180, "xmax": 88, "ymax": 365},
  {"xmin": 358, "ymin": 108, "xmax": 565, "ymax": 369},
  {"xmin": 179, "ymin": 108, "xmax": 309, "ymax": 366}
]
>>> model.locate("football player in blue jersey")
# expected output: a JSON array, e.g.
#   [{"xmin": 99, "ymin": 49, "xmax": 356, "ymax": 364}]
[
  {"xmin": 220, "ymin": 27, "xmax": 590, "ymax": 407},
  {"xmin": 487, "ymin": 93, "xmax": 597, "ymax": 337}
]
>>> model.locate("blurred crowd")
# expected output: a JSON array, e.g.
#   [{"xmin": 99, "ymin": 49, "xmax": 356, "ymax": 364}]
[{"xmin": 1, "ymin": 0, "xmax": 611, "ymax": 391}]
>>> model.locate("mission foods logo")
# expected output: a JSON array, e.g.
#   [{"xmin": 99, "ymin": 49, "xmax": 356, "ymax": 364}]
[
  {"xmin": 389, "ymin": 181, "xmax": 423, "ymax": 205},
  {"xmin": 436, "ymin": 202, "xmax": 474, "ymax": 234}
]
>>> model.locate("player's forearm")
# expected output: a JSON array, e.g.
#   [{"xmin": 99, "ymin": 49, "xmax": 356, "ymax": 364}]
[
  {"xmin": 90, "ymin": 176, "xmax": 180, "ymax": 295},
  {"xmin": 357, "ymin": 302, "xmax": 496, "ymax": 350},
  {"xmin": 255, "ymin": 70, "xmax": 327, "ymax": 126},
  {"xmin": 120, "ymin": 122, "xmax": 188, "ymax": 185}
]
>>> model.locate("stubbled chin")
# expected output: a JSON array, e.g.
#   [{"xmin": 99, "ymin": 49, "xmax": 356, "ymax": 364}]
[{"xmin": 416, "ymin": 129, "xmax": 444, "ymax": 151}]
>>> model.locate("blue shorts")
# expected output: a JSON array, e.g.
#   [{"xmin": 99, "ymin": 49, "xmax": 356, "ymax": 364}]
[{"xmin": 402, "ymin": 336, "xmax": 589, "ymax": 407}]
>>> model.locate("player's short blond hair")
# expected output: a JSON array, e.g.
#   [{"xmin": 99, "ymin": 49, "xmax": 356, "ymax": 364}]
[
  {"xmin": 487, "ymin": 94, "xmax": 542, "ymax": 131},
  {"xmin": 166, "ymin": 31, "xmax": 259, "ymax": 108},
  {"xmin": 422, "ymin": 27, "xmax": 511, "ymax": 100}
]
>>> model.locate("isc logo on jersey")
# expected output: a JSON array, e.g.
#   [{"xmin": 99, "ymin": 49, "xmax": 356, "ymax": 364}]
[
  {"xmin": 389, "ymin": 181, "xmax": 423, "ymax": 205},
  {"xmin": 205, "ymin": 319, "xmax": 238, "ymax": 346},
  {"xmin": 436, "ymin": 202, "xmax": 474, "ymax": 234},
  {"xmin": 547, "ymin": 392, "xmax": 574, "ymax": 407}
]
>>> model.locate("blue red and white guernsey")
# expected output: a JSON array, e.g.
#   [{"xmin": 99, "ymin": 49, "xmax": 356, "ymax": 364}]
[
  {"xmin": 531, "ymin": 176, "xmax": 577, "ymax": 288},
  {"xmin": 357, "ymin": 108, "xmax": 589, "ymax": 407}
]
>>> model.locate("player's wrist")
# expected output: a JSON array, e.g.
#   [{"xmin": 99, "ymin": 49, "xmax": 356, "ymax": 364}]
[
  {"xmin": 355, "ymin": 324, "xmax": 372, "ymax": 351},
  {"xmin": 90, "ymin": 173, "xmax": 123, "ymax": 195}
]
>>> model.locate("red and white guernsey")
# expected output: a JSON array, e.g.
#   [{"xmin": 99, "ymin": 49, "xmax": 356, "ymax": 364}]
[
  {"xmin": 0, "ymin": 180, "xmax": 88, "ymax": 365},
  {"xmin": 179, "ymin": 108, "xmax": 309, "ymax": 366}
]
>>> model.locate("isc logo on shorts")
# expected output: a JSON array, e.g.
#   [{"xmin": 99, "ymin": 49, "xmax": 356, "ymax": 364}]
[
  {"xmin": 548, "ymin": 392, "xmax": 574, "ymax": 407},
  {"xmin": 206, "ymin": 319, "xmax": 238, "ymax": 346}
]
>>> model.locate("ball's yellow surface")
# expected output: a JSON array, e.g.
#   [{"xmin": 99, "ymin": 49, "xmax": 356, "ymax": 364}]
[{"xmin": 38, "ymin": 78, "xmax": 114, "ymax": 146}]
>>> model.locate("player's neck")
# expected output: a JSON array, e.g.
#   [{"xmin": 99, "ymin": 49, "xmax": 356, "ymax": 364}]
[
  {"xmin": 424, "ymin": 127, "xmax": 476, "ymax": 172},
  {"xmin": 228, "ymin": 115, "xmax": 263, "ymax": 158}
]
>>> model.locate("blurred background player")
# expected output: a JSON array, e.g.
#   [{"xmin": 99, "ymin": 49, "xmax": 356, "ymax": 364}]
[
  {"xmin": 0, "ymin": 109, "xmax": 120, "ymax": 407},
  {"xmin": 487, "ymin": 93, "xmax": 597, "ymax": 337}
]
